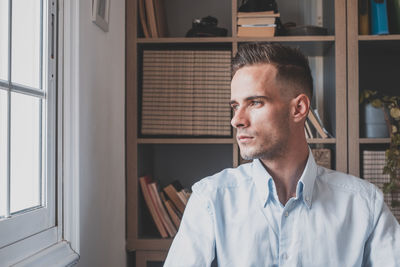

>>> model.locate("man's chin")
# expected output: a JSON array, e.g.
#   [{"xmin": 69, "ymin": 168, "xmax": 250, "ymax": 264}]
[
  {"xmin": 241, "ymin": 156, "xmax": 256, "ymax": 161},
  {"xmin": 239, "ymin": 150, "xmax": 259, "ymax": 161}
]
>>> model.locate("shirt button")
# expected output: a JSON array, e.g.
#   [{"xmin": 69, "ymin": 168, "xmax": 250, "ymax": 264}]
[
  {"xmin": 282, "ymin": 253, "xmax": 288, "ymax": 260},
  {"xmin": 285, "ymin": 211, "xmax": 289, "ymax": 217}
]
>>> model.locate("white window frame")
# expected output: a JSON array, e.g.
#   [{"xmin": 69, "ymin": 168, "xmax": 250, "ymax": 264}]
[
  {"xmin": 0, "ymin": 0, "xmax": 56, "ymax": 248},
  {"xmin": 0, "ymin": 0, "xmax": 80, "ymax": 265}
]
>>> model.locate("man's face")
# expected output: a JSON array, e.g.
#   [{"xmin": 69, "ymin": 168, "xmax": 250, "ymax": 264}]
[{"xmin": 230, "ymin": 64, "xmax": 291, "ymax": 161}]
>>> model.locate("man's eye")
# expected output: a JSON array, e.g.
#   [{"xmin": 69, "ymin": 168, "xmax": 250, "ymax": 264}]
[
  {"xmin": 250, "ymin": 101, "xmax": 261, "ymax": 106},
  {"xmin": 230, "ymin": 105, "xmax": 239, "ymax": 111}
]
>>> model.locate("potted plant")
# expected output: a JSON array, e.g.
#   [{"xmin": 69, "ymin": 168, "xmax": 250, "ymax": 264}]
[{"xmin": 360, "ymin": 90, "xmax": 400, "ymax": 207}]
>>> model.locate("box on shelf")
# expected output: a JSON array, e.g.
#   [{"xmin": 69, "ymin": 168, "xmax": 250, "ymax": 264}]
[
  {"xmin": 140, "ymin": 49, "xmax": 232, "ymax": 137},
  {"xmin": 311, "ymin": 148, "xmax": 331, "ymax": 169},
  {"xmin": 362, "ymin": 150, "xmax": 400, "ymax": 222}
]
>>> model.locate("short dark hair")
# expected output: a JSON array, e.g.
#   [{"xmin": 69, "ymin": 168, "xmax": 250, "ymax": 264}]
[{"xmin": 232, "ymin": 43, "xmax": 313, "ymax": 101}]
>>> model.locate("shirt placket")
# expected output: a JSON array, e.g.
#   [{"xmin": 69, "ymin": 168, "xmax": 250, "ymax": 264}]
[{"xmin": 278, "ymin": 198, "xmax": 297, "ymax": 266}]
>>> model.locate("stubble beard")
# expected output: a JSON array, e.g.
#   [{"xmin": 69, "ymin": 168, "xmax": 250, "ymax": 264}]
[
  {"xmin": 239, "ymin": 115, "xmax": 290, "ymax": 161},
  {"xmin": 240, "ymin": 134, "xmax": 289, "ymax": 161}
]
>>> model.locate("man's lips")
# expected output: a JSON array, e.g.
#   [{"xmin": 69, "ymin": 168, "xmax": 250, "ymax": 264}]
[{"xmin": 237, "ymin": 135, "xmax": 254, "ymax": 142}]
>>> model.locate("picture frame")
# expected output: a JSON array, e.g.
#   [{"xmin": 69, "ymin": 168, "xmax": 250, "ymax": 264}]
[{"xmin": 92, "ymin": 0, "xmax": 110, "ymax": 32}]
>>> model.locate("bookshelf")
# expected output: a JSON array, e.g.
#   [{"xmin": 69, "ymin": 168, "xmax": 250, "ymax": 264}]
[
  {"xmin": 127, "ymin": 0, "xmax": 347, "ymax": 265},
  {"xmin": 347, "ymin": 0, "xmax": 400, "ymax": 223},
  {"xmin": 347, "ymin": 0, "xmax": 400, "ymax": 176}
]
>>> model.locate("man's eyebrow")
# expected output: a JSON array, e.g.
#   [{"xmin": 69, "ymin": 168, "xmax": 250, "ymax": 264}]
[{"xmin": 245, "ymin": 95, "xmax": 269, "ymax": 101}]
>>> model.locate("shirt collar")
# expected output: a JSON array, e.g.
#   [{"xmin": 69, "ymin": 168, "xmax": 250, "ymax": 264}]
[
  {"xmin": 252, "ymin": 148, "xmax": 318, "ymax": 209},
  {"xmin": 298, "ymin": 149, "xmax": 318, "ymax": 209},
  {"xmin": 252, "ymin": 158, "xmax": 272, "ymax": 207}
]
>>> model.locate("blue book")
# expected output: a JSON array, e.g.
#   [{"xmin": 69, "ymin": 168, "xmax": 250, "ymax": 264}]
[{"xmin": 371, "ymin": 0, "xmax": 389, "ymax": 35}]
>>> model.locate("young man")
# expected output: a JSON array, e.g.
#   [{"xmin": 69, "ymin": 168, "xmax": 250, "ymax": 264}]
[{"xmin": 164, "ymin": 43, "xmax": 400, "ymax": 266}]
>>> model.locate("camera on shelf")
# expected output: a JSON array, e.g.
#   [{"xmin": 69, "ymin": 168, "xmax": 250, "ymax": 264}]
[{"xmin": 186, "ymin": 16, "xmax": 228, "ymax": 37}]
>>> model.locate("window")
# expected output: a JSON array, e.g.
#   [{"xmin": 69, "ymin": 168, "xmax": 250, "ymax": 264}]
[
  {"xmin": 0, "ymin": 0, "xmax": 56, "ymax": 250},
  {"xmin": 0, "ymin": 0, "xmax": 79, "ymax": 264}
]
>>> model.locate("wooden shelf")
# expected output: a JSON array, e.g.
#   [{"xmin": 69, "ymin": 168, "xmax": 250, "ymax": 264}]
[
  {"xmin": 137, "ymin": 138, "xmax": 234, "ymax": 144},
  {"xmin": 137, "ymin": 36, "xmax": 335, "ymax": 44},
  {"xmin": 136, "ymin": 35, "xmax": 335, "ymax": 61},
  {"xmin": 138, "ymin": 138, "xmax": 335, "ymax": 144},
  {"xmin": 137, "ymin": 37, "xmax": 234, "ymax": 43},
  {"xmin": 359, "ymin": 138, "xmax": 391, "ymax": 144},
  {"xmin": 307, "ymin": 138, "xmax": 336, "ymax": 144},
  {"xmin": 236, "ymin": 36, "xmax": 335, "ymax": 42},
  {"xmin": 127, "ymin": 238, "xmax": 173, "ymax": 251},
  {"xmin": 359, "ymin": 34, "xmax": 400, "ymax": 41}
]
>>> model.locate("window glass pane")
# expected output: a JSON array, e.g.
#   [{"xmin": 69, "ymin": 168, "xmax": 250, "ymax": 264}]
[
  {"xmin": 11, "ymin": 0, "xmax": 41, "ymax": 88},
  {"xmin": 0, "ymin": 90, "xmax": 7, "ymax": 217},
  {"xmin": 0, "ymin": 0, "xmax": 9, "ymax": 81},
  {"xmin": 10, "ymin": 92, "xmax": 41, "ymax": 213}
]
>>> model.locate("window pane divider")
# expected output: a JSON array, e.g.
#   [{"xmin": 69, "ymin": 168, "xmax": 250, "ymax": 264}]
[
  {"xmin": 0, "ymin": 83, "xmax": 46, "ymax": 98},
  {"xmin": 0, "ymin": 82, "xmax": 46, "ymax": 98},
  {"xmin": 39, "ymin": 0, "xmax": 44, "ymax": 206},
  {"xmin": 6, "ymin": 0, "xmax": 12, "ymax": 219},
  {"xmin": 0, "ymin": 80, "xmax": 9, "ymax": 90}
]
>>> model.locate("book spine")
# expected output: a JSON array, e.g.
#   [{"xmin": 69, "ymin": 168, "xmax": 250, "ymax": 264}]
[
  {"xmin": 164, "ymin": 185, "xmax": 186, "ymax": 214},
  {"xmin": 153, "ymin": 0, "xmax": 169, "ymax": 37},
  {"xmin": 148, "ymin": 183, "xmax": 177, "ymax": 237},
  {"xmin": 139, "ymin": 0, "xmax": 150, "ymax": 37},
  {"xmin": 305, "ymin": 120, "xmax": 314, "ymax": 138},
  {"xmin": 388, "ymin": 0, "xmax": 400, "ymax": 33},
  {"xmin": 307, "ymin": 111, "xmax": 328, "ymax": 138},
  {"xmin": 237, "ymin": 26, "xmax": 276, "ymax": 37},
  {"xmin": 359, "ymin": 0, "xmax": 370, "ymax": 35},
  {"xmin": 371, "ymin": 0, "xmax": 389, "ymax": 35},
  {"xmin": 164, "ymin": 199, "xmax": 182, "ymax": 229},
  {"xmin": 139, "ymin": 177, "xmax": 168, "ymax": 238},
  {"xmin": 145, "ymin": 0, "xmax": 158, "ymax": 37},
  {"xmin": 177, "ymin": 191, "xmax": 188, "ymax": 205}
]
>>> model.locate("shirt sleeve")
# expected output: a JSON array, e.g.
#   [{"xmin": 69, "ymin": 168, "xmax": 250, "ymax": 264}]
[
  {"xmin": 362, "ymin": 186, "xmax": 400, "ymax": 267},
  {"xmin": 164, "ymin": 187, "xmax": 216, "ymax": 267}
]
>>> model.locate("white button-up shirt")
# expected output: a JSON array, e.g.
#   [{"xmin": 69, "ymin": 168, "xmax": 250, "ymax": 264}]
[{"xmin": 164, "ymin": 152, "xmax": 400, "ymax": 266}]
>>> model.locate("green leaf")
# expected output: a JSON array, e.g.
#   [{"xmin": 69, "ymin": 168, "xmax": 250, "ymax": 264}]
[{"xmin": 371, "ymin": 99, "xmax": 382, "ymax": 108}]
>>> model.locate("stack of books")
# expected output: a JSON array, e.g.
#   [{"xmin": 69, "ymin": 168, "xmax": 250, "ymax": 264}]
[
  {"xmin": 304, "ymin": 108, "xmax": 331, "ymax": 139},
  {"xmin": 141, "ymin": 50, "xmax": 232, "ymax": 136},
  {"xmin": 139, "ymin": 177, "xmax": 191, "ymax": 238},
  {"xmin": 363, "ymin": 150, "xmax": 400, "ymax": 222},
  {"xmin": 237, "ymin": 11, "xmax": 280, "ymax": 37}
]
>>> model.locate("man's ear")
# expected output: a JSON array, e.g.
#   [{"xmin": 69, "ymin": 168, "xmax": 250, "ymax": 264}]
[{"xmin": 291, "ymin": 94, "xmax": 310, "ymax": 123}]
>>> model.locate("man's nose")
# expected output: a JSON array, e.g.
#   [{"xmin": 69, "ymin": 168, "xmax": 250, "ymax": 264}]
[{"xmin": 231, "ymin": 107, "xmax": 249, "ymax": 129}]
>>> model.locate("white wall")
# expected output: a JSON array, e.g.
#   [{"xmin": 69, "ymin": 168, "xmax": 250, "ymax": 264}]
[{"xmin": 75, "ymin": 0, "xmax": 126, "ymax": 266}]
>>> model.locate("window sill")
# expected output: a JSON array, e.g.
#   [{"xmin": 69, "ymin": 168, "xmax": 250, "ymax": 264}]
[{"xmin": 14, "ymin": 241, "xmax": 79, "ymax": 267}]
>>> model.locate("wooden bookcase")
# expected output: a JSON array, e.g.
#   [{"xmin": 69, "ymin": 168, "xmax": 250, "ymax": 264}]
[
  {"xmin": 347, "ymin": 0, "xmax": 400, "ymax": 177},
  {"xmin": 127, "ymin": 0, "xmax": 347, "ymax": 265}
]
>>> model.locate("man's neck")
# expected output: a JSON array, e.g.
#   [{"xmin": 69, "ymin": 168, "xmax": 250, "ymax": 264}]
[{"xmin": 260, "ymin": 142, "xmax": 309, "ymax": 206}]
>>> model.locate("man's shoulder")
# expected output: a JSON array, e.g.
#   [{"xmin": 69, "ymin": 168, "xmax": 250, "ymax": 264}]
[
  {"xmin": 316, "ymin": 166, "xmax": 380, "ymax": 200},
  {"xmin": 192, "ymin": 162, "xmax": 254, "ymax": 195}
]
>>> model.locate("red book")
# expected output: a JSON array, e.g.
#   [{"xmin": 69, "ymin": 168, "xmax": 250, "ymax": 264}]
[{"xmin": 139, "ymin": 176, "xmax": 168, "ymax": 238}]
